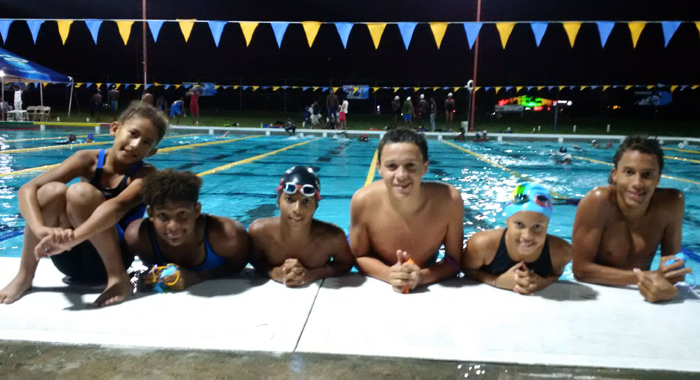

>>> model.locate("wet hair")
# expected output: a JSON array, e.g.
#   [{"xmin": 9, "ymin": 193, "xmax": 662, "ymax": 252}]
[
  {"xmin": 609, "ymin": 136, "xmax": 664, "ymax": 184},
  {"xmin": 117, "ymin": 101, "xmax": 169, "ymax": 143},
  {"xmin": 377, "ymin": 127, "xmax": 429, "ymax": 163},
  {"xmin": 142, "ymin": 169, "xmax": 202, "ymax": 209}
]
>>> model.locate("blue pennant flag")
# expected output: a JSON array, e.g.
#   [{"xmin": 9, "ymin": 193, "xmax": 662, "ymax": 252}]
[
  {"xmin": 547, "ymin": 86, "xmax": 556, "ymax": 90},
  {"xmin": 164, "ymin": 84, "xmax": 171, "ymax": 89},
  {"xmin": 397, "ymin": 22, "xmax": 418, "ymax": 50},
  {"xmin": 569, "ymin": 86, "xmax": 576, "ymax": 90},
  {"xmin": 262, "ymin": 86, "xmax": 270, "ymax": 89},
  {"xmin": 281, "ymin": 86, "xmax": 289, "ymax": 89},
  {"xmin": 85, "ymin": 19, "xmax": 103, "ymax": 44},
  {"xmin": 505, "ymin": 86, "xmax": 513, "ymax": 92},
  {"xmin": 302, "ymin": 87, "xmax": 309, "ymax": 91},
  {"xmin": 590, "ymin": 86, "xmax": 598, "ymax": 89},
  {"xmin": 530, "ymin": 22, "xmax": 548, "ymax": 47},
  {"xmin": 242, "ymin": 86, "xmax": 249, "ymax": 90},
  {"xmin": 208, "ymin": 21, "xmax": 227, "ymax": 47},
  {"xmin": 526, "ymin": 86, "xmax": 534, "ymax": 91},
  {"xmin": 484, "ymin": 87, "xmax": 491, "ymax": 91},
  {"xmin": 270, "ymin": 22, "xmax": 289, "ymax": 48},
  {"xmin": 223, "ymin": 85, "xmax": 231, "ymax": 89},
  {"xmin": 86, "ymin": 83, "xmax": 92, "ymax": 87},
  {"xmin": 146, "ymin": 84, "xmax": 153, "ymax": 89},
  {"xmin": 147, "ymin": 20, "xmax": 165, "ymax": 43},
  {"xmin": 463, "ymin": 22, "xmax": 483, "ymax": 49},
  {"xmin": 661, "ymin": 21, "xmax": 681, "ymax": 48},
  {"xmin": 335, "ymin": 22, "xmax": 353, "ymax": 49},
  {"xmin": 0, "ymin": 20, "xmax": 13, "ymax": 44},
  {"xmin": 27, "ymin": 20, "xmax": 45, "ymax": 44},
  {"xmin": 403, "ymin": 87, "xmax": 410, "ymax": 90},
  {"xmin": 596, "ymin": 21, "xmax": 615, "ymax": 48},
  {"xmin": 442, "ymin": 86, "xmax": 450, "ymax": 90},
  {"xmin": 106, "ymin": 83, "xmax": 112, "ymax": 88},
  {"xmin": 321, "ymin": 87, "xmax": 329, "ymax": 92}
]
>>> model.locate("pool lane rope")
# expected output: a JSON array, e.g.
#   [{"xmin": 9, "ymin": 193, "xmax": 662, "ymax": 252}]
[
  {"xmin": 364, "ymin": 148, "xmax": 380, "ymax": 187},
  {"xmin": 572, "ymin": 155, "xmax": 700, "ymax": 186}
]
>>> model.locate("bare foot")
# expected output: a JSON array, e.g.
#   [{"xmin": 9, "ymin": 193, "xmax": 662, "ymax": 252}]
[
  {"xmin": 0, "ymin": 275, "xmax": 33, "ymax": 304},
  {"xmin": 93, "ymin": 274, "xmax": 132, "ymax": 307}
]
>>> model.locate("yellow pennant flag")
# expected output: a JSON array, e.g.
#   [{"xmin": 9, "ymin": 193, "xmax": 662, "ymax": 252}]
[
  {"xmin": 291, "ymin": 86, "xmax": 299, "ymax": 89},
  {"xmin": 372, "ymin": 87, "xmax": 379, "ymax": 92},
  {"xmin": 580, "ymin": 85, "xmax": 588, "ymax": 90},
  {"xmin": 628, "ymin": 22, "xmax": 646, "ymax": 48},
  {"xmin": 178, "ymin": 19, "xmax": 196, "ymax": 43},
  {"xmin": 134, "ymin": 84, "xmax": 142, "ymax": 90},
  {"xmin": 433, "ymin": 87, "xmax": 439, "ymax": 91},
  {"xmin": 367, "ymin": 23, "xmax": 387, "ymax": 49},
  {"xmin": 75, "ymin": 83, "xmax": 83, "ymax": 88},
  {"xmin": 625, "ymin": 85, "xmax": 633, "ymax": 90},
  {"xmin": 394, "ymin": 87, "xmax": 400, "ymax": 92},
  {"xmin": 692, "ymin": 85, "xmax": 699, "ymax": 90},
  {"xmin": 154, "ymin": 81, "xmax": 161, "ymax": 86},
  {"xmin": 495, "ymin": 86, "xmax": 502, "ymax": 93},
  {"xmin": 696, "ymin": 22, "xmax": 700, "ymax": 35},
  {"xmin": 537, "ymin": 86, "xmax": 545, "ymax": 91},
  {"xmin": 562, "ymin": 22, "xmax": 581, "ymax": 48},
  {"xmin": 57, "ymin": 20, "xmax": 73, "ymax": 45},
  {"xmin": 302, "ymin": 21, "xmax": 322, "ymax": 47},
  {"xmin": 175, "ymin": 84, "xmax": 181, "ymax": 89},
  {"xmin": 115, "ymin": 83, "xmax": 122, "ymax": 89},
  {"xmin": 233, "ymin": 85, "xmax": 240, "ymax": 89},
  {"xmin": 414, "ymin": 87, "xmax": 421, "ymax": 92},
  {"xmin": 240, "ymin": 22, "xmax": 259, "ymax": 47},
  {"xmin": 646, "ymin": 85, "xmax": 655, "ymax": 89},
  {"xmin": 670, "ymin": 85, "xmax": 678, "ymax": 93},
  {"xmin": 453, "ymin": 87, "xmax": 460, "ymax": 92},
  {"xmin": 429, "ymin": 22, "xmax": 448, "ymax": 49},
  {"xmin": 475, "ymin": 86, "xmax": 481, "ymax": 92},
  {"xmin": 215, "ymin": 85, "xmax": 221, "ymax": 89},
  {"xmin": 252, "ymin": 86, "xmax": 259, "ymax": 91},
  {"xmin": 603, "ymin": 85, "xmax": 610, "ymax": 91},
  {"xmin": 558, "ymin": 85, "xmax": 566, "ymax": 91},
  {"xmin": 516, "ymin": 86, "xmax": 523, "ymax": 93},
  {"xmin": 42, "ymin": 82, "xmax": 47, "ymax": 87},
  {"xmin": 115, "ymin": 21, "xmax": 134, "ymax": 45},
  {"xmin": 495, "ymin": 22, "xmax": 516, "ymax": 49},
  {"xmin": 332, "ymin": 87, "xmax": 339, "ymax": 93},
  {"xmin": 272, "ymin": 86, "xmax": 280, "ymax": 91},
  {"xmin": 312, "ymin": 86, "xmax": 319, "ymax": 91},
  {"xmin": 96, "ymin": 83, "xmax": 103, "ymax": 88}
]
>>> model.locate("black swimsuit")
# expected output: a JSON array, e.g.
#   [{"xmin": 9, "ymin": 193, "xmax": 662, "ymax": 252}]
[{"xmin": 481, "ymin": 228, "xmax": 554, "ymax": 277}]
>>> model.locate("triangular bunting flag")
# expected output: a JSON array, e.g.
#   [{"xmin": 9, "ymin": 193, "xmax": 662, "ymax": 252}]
[
  {"xmin": 27, "ymin": 20, "xmax": 45, "ymax": 44},
  {"xmin": 603, "ymin": 85, "xmax": 611, "ymax": 91},
  {"xmin": 164, "ymin": 84, "xmax": 171, "ymax": 90},
  {"xmin": 322, "ymin": 87, "xmax": 329, "ymax": 92},
  {"xmin": 537, "ymin": 86, "xmax": 545, "ymax": 91},
  {"xmin": 335, "ymin": 22, "xmax": 353, "ymax": 49},
  {"xmin": 403, "ymin": 87, "xmax": 411, "ymax": 90},
  {"xmin": 134, "ymin": 84, "xmax": 142, "ymax": 90},
  {"xmin": 115, "ymin": 21, "xmax": 134, "ymax": 45},
  {"xmin": 596, "ymin": 21, "xmax": 615, "ymax": 48},
  {"xmin": 562, "ymin": 22, "xmax": 582, "ymax": 47},
  {"xmin": 475, "ymin": 86, "xmax": 481, "ymax": 92},
  {"xmin": 430, "ymin": 22, "xmax": 448, "ymax": 49},
  {"xmin": 302, "ymin": 87, "xmax": 309, "ymax": 91},
  {"xmin": 74, "ymin": 83, "xmax": 83, "ymax": 88},
  {"xmin": 0, "ymin": 20, "xmax": 12, "ymax": 44},
  {"xmin": 696, "ymin": 22, "xmax": 700, "ymax": 36},
  {"xmin": 414, "ymin": 87, "xmax": 420, "ymax": 92},
  {"xmin": 239, "ymin": 22, "xmax": 258, "ymax": 47},
  {"xmin": 273, "ymin": 86, "xmax": 280, "ymax": 91},
  {"xmin": 115, "ymin": 83, "xmax": 122, "ymax": 89},
  {"xmin": 484, "ymin": 87, "xmax": 491, "ymax": 92},
  {"xmin": 86, "ymin": 83, "xmax": 92, "ymax": 88},
  {"xmin": 397, "ymin": 22, "xmax": 418, "ymax": 50},
  {"xmin": 174, "ymin": 84, "xmax": 181, "ymax": 89},
  {"xmin": 661, "ymin": 21, "xmax": 681, "ymax": 47},
  {"xmin": 581, "ymin": 86, "xmax": 588, "ymax": 90},
  {"xmin": 252, "ymin": 86, "xmax": 259, "ymax": 91},
  {"xmin": 302, "ymin": 21, "xmax": 322, "ymax": 47},
  {"xmin": 433, "ymin": 87, "xmax": 439, "ymax": 91},
  {"xmin": 547, "ymin": 86, "xmax": 556, "ymax": 90},
  {"xmin": 692, "ymin": 85, "xmax": 700, "ymax": 90},
  {"xmin": 312, "ymin": 86, "xmax": 319, "ymax": 91},
  {"xmin": 85, "ymin": 19, "xmax": 103, "ymax": 44},
  {"xmin": 178, "ymin": 19, "xmax": 196, "ymax": 42},
  {"xmin": 646, "ymin": 85, "xmax": 655, "ymax": 89},
  {"xmin": 106, "ymin": 82, "xmax": 112, "ymax": 88},
  {"xmin": 147, "ymin": 20, "xmax": 165, "ymax": 42},
  {"xmin": 372, "ymin": 87, "xmax": 379, "ymax": 92},
  {"xmin": 558, "ymin": 85, "xmax": 566, "ymax": 91},
  {"xmin": 270, "ymin": 22, "xmax": 289, "ymax": 48},
  {"xmin": 625, "ymin": 85, "xmax": 633, "ymax": 90},
  {"xmin": 366, "ymin": 23, "xmax": 387, "ymax": 49},
  {"xmin": 96, "ymin": 83, "xmax": 102, "ymax": 88},
  {"xmin": 332, "ymin": 87, "xmax": 339, "ymax": 93},
  {"xmin": 463, "ymin": 22, "xmax": 483, "ymax": 49},
  {"xmin": 234, "ymin": 85, "xmax": 241, "ymax": 89},
  {"xmin": 394, "ymin": 87, "xmax": 400, "ymax": 92},
  {"xmin": 495, "ymin": 22, "xmax": 516, "ymax": 49},
  {"xmin": 526, "ymin": 86, "xmax": 534, "ymax": 91},
  {"xmin": 516, "ymin": 86, "xmax": 523, "ymax": 92},
  {"xmin": 281, "ymin": 86, "xmax": 289, "ymax": 89},
  {"xmin": 495, "ymin": 87, "xmax": 502, "ymax": 93},
  {"xmin": 262, "ymin": 86, "xmax": 270, "ymax": 89},
  {"xmin": 530, "ymin": 22, "xmax": 549, "ymax": 47},
  {"xmin": 505, "ymin": 86, "xmax": 513, "ymax": 92},
  {"xmin": 207, "ymin": 21, "xmax": 227, "ymax": 47},
  {"xmin": 56, "ymin": 20, "xmax": 73, "ymax": 45},
  {"xmin": 628, "ymin": 22, "xmax": 646, "ymax": 48},
  {"xmin": 671, "ymin": 85, "xmax": 678, "ymax": 92},
  {"xmin": 146, "ymin": 84, "xmax": 153, "ymax": 89}
]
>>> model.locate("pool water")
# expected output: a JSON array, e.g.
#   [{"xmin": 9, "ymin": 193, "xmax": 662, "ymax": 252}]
[{"xmin": 2, "ymin": 128, "xmax": 700, "ymax": 280}]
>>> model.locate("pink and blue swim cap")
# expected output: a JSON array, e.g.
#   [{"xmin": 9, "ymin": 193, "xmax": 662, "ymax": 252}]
[{"xmin": 504, "ymin": 183, "xmax": 553, "ymax": 219}]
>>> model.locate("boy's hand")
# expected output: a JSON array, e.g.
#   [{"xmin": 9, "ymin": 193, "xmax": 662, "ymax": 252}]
[
  {"xmin": 634, "ymin": 269, "xmax": 679, "ymax": 303},
  {"xmin": 658, "ymin": 255, "xmax": 692, "ymax": 285},
  {"xmin": 390, "ymin": 250, "xmax": 421, "ymax": 293},
  {"xmin": 282, "ymin": 259, "xmax": 307, "ymax": 287},
  {"xmin": 161, "ymin": 268, "xmax": 195, "ymax": 292},
  {"xmin": 34, "ymin": 229, "xmax": 74, "ymax": 259}
]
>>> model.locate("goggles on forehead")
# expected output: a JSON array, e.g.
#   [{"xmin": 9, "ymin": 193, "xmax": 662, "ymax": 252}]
[
  {"xmin": 277, "ymin": 182, "xmax": 320, "ymax": 199},
  {"xmin": 512, "ymin": 185, "xmax": 551, "ymax": 208}
]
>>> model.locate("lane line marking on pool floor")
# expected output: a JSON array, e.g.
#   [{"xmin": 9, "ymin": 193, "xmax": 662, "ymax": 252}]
[
  {"xmin": 440, "ymin": 140, "xmax": 567, "ymax": 198},
  {"xmin": 364, "ymin": 149, "xmax": 379, "ymax": 187},
  {"xmin": 665, "ymin": 155, "xmax": 700, "ymax": 165},
  {"xmin": 198, "ymin": 138, "xmax": 322, "ymax": 177},
  {"xmin": 663, "ymin": 147, "xmax": 700, "ymax": 154},
  {"xmin": 0, "ymin": 134, "xmax": 112, "ymax": 144},
  {"xmin": 158, "ymin": 135, "xmax": 261, "ymax": 154},
  {"xmin": 572, "ymin": 155, "xmax": 700, "ymax": 186},
  {"xmin": 0, "ymin": 134, "xmax": 253, "ymax": 178},
  {"xmin": 0, "ymin": 133, "xmax": 206, "ymax": 155}
]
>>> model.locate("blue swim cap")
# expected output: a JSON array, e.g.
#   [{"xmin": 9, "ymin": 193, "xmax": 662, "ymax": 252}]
[
  {"xmin": 504, "ymin": 183, "xmax": 553, "ymax": 219},
  {"xmin": 87, "ymin": 133, "xmax": 94, "ymax": 139}
]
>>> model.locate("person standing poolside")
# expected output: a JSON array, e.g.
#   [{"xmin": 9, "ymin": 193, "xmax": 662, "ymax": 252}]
[
  {"xmin": 108, "ymin": 85, "xmax": 120, "ymax": 120},
  {"xmin": 391, "ymin": 96, "xmax": 401, "ymax": 129},
  {"xmin": 338, "ymin": 96, "xmax": 349, "ymax": 130},
  {"xmin": 417, "ymin": 94, "xmax": 429, "ymax": 130},
  {"xmin": 444, "ymin": 93, "xmax": 455, "ymax": 129},
  {"xmin": 125, "ymin": 169, "xmax": 250, "ymax": 291},
  {"xmin": 326, "ymin": 90, "xmax": 340, "ymax": 124},
  {"xmin": 402, "ymin": 97, "xmax": 415, "ymax": 128},
  {"xmin": 572, "ymin": 136, "xmax": 690, "ymax": 303},
  {"xmin": 90, "ymin": 90, "xmax": 103, "ymax": 122},
  {"xmin": 250, "ymin": 166, "xmax": 354, "ymax": 287},
  {"xmin": 350, "ymin": 128, "xmax": 464, "ymax": 293},
  {"xmin": 170, "ymin": 97, "xmax": 185, "ymax": 125},
  {"xmin": 142, "ymin": 91, "xmax": 154, "ymax": 107},
  {"xmin": 13, "ymin": 85, "xmax": 23, "ymax": 111},
  {"xmin": 463, "ymin": 183, "xmax": 572, "ymax": 294},
  {"xmin": 187, "ymin": 86, "xmax": 201, "ymax": 125},
  {"xmin": 0, "ymin": 103, "xmax": 168, "ymax": 307},
  {"xmin": 429, "ymin": 97, "xmax": 437, "ymax": 132}
]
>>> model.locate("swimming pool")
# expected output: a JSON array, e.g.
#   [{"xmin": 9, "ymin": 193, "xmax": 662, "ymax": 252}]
[{"xmin": 2, "ymin": 127, "xmax": 700, "ymax": 279}]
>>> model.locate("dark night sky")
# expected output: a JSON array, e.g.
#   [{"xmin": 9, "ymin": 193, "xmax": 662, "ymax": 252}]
[{"xmin": 2, "ymin": 0, "xmax": 700, "ymax": 87}]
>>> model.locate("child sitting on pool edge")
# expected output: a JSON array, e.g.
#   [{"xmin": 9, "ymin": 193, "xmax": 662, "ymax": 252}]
[
  {"xmin": 124, "ymin": 169, "xmax": 250, "ymax": 292},
  {"xmin": 462, "ymin": 183, "xmax": 572, "ymax": 295},
  {"xmin": 249, "ymin": 166, "xmax": 354, "ymax": 287},
  {"xmin": 0, "ymin": 102, "xmax": 168, "ymax": 307}
]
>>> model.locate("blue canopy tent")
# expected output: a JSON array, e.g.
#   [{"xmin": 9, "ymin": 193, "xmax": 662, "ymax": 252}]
[{"xmin": 0, "ymin": 46, "xmax": 74, "ymax": 118}]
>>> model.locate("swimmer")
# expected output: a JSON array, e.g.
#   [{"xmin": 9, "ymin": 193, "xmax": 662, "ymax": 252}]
[
  {"xmin": 250, "ymin": 166, "xmax": 354, "ymax": 287},
  {"xmin": 481, "ymin": 130, "xmax": 490, "ymax": 142},
  {"xmin": 357, "ymin": 133, "xmax": 369, "ymax": 142},
  {"xmin": 56, "ymin": 134, "xmax": 78, "ymax": 145},
  {"xmin": 463, "ymin": 183, "xmax": 572, "ymax": 294},
  {"xmin": 86, "ymin": 133, "xmax": 94, "ymax": 143},
  {"xmin": 350, "ymin": 128, "xmax": 464, "ymax": 293},
  {"xmin": 573, "ymin": 136, "xmax": 691, "ymax": 303},
  {"xmin": 474, "ymin": 132, "xmax": 483, "ymax": 142},
  {"xmin": 284, "ymin": 118, "xmax": 297, "ymax": 135},
  {"xmin": 453, "ymin": 128, "xmax": 466, "ymax": 142},
  {"xmin": 125, "ymin": 169, "xmax": 250, "ymax": 291},
  {"xmin": 591, "ymin": 139, "xmax": 599, "ymax": 148}
]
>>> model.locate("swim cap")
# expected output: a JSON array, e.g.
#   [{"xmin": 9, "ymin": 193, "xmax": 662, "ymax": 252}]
[
  {"xmin": 277, "ymin": 166, "xmax": 321, "ymax": 201},
  {"xmin": 559, "ymin": 146, "xmax": 567, "ymax": 153},
  {"xmin": 394, "ymin": 96, "xmax": 399, "ymax": 100},
  {"xmin": 87, "ymin": 133, "xmax": 94, "ymax": 140},
  {"xmin": 420, "ymin": 94, "xmax": 425, "ymax": 100},
  {"xmin": 448, "ymin": 92, "xmax": 453, "ymax": 97},
  {"xmin": 504, "ymin": 183, "xmax": 553, "ymax": 220},
  {"xmin": 407, "ymin": 96, "xmax": 411, "ymax": 101}
]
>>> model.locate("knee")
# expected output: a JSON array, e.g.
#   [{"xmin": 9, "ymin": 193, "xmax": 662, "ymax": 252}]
[
  {"xmin": 36, "ymin": 182, "xmax": 68, "ymax": 208},
  {"xmin": 66, "ymin": 182, "xmax": 104, "ymax": 209}
]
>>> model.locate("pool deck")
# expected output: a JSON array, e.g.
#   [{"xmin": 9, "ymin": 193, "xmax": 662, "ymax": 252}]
[{"xmin": 1, "ymin": 256, "xmax": 699, "ymax": 374}]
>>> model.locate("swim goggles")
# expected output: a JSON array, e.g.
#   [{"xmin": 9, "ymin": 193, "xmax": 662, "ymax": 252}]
[
  {"xmin": 149, "ymin": 263, "xmax": 181, "ymax": 293},
  {"xmin": 512, "ymin": 184, "xmax": 552, "ymax": 209},
  {"xmin": 277, "ymin": 182, "xmax": 320, "ymax": 199}
]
